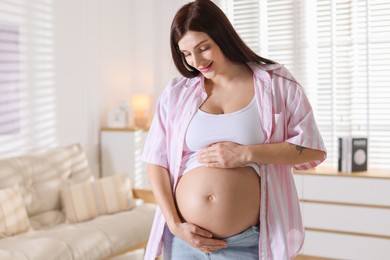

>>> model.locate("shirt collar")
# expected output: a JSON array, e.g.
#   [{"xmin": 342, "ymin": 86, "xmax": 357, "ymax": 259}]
[{"xmin": 184, "ymin": 62, "xmax": 281, "ymax": 90}]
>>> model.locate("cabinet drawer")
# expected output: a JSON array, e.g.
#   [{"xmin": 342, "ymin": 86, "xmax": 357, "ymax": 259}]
[
  {"xmin": 303, "ymin": 230, "xmax": 390, "ymax": 260},
  {"xmin": 302, "ymin": 175, "xmax": 390, "ymax": 206},
  {"xmin": 302, "ymin": 202, "xmax": 390, "ymax": 237}
]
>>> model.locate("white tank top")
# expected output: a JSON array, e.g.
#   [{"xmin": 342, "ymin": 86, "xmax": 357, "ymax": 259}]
[{"xmin": 182, "ymin": 97, "xmax": 264, "ymax": 174}]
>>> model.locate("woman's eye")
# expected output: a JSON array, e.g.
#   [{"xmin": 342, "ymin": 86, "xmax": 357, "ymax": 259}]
[
  {"xmin": 183, "ymin": 52, "xmax": 191, "ymax": 57},
  {"xmin": 200, "ymin": 47, "xmax": 209, "ymax": 52}
]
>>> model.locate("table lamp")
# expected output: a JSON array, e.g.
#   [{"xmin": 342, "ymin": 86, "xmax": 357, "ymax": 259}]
[{"xmin": 131, "ymin": 94, "xmax": 152, "ymax": 129}]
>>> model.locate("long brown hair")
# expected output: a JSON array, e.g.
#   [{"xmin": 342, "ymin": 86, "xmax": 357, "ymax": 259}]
[{"xmin": 170, "ymin": 0, "xmax": 276, "ymax": 78}]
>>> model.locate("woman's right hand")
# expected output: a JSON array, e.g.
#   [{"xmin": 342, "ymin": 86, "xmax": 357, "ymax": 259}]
[
  {"xmin": 147, "ymin": 165, "xmax": 227, "ymax": 253},
  {"xmin": 171, "ymin": 222, "xmax": 228, "ymax": 253}
]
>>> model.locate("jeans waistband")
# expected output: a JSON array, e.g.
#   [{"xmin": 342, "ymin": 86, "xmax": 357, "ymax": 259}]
[{"xmin": 223, "ymin": 226, "xmax": 260, "ymax": 247}]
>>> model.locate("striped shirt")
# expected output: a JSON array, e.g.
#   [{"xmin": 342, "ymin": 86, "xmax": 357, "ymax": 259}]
[{"xmin": 141, "ymin": 63, "xmax": 327, "ymax": 260}]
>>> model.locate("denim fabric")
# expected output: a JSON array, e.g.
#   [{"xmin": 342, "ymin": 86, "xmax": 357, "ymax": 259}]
[{"xmin": 163, "ymin": 225, "xmax": 259, "ymax": 260}]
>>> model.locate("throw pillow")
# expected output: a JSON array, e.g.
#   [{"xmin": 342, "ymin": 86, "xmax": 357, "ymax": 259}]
[
  {"xmin": 61, "ymin": 174, "xmax": 135, "ymax": 223},
  {"xmin": 0, "ymin": 186, "xmax": 32, "ymax": 237}
]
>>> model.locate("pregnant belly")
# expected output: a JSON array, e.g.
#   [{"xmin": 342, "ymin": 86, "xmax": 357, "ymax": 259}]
[{"xmin": 175, "ymin": 166, "xmax": 261, "ymax": 238}]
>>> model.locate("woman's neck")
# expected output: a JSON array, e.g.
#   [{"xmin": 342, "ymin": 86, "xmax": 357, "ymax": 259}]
[{"xmin": 207, "ymin": 62, "xmax": 252, "ymax": 90}]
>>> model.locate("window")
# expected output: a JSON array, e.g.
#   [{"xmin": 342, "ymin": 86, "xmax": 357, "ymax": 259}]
[
  {"xmin": 0, "ymin": 0, "xmax": 57, "ymax": 157},
  {"xmin": 219, "ymin": 0, "xmax": 390, "ymax": 169},
  {"xmin": 0, "ymin": 24, "xmax": 20, "ymax": 135}
]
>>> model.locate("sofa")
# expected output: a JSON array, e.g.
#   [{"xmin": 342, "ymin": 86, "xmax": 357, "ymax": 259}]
[{"xmin": 0, "ymin": 143, "xmax": 155, "ymax": 260}]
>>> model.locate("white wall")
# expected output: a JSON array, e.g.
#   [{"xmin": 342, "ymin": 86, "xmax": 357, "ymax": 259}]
[
  {"xmin": 97, "ymin": 0, "xmax": 186, "ymax": 121},
  {"xmin": 52, "ymin": 0, "xmax": 187, "ymax": 177},
  {"xmin": 53, "ymin": 0, "xmax": 98, "ymax": 175}
]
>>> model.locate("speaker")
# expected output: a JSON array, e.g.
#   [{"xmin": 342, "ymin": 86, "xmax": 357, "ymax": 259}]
[{"xmin": 338, "ymin": 137, "xmax": 368, "ymax": 173}]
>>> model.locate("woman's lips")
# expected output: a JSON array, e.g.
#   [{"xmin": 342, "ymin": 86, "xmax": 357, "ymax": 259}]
[{"xmin": 198, "ymin": 62, "xmax": 213, "ymax": 73}]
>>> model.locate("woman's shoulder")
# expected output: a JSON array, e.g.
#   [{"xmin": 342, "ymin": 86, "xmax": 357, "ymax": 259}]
[
  {"xmin": 252, "ymin": 62, "xmax": 299, "ymax": 88},
  {"xmin": 250, "ymin": 62, "xmax": 292, "ymax": 79}
]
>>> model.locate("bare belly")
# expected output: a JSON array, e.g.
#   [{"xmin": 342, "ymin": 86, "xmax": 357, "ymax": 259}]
[{"xmin": 175, "ymin": 166, "xmax": 261, "ymax": 238}]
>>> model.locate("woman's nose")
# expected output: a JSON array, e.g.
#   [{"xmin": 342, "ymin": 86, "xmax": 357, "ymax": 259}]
[{"xmin": 192, "ymin": 54, "xmax": 202, "ymax": 68}]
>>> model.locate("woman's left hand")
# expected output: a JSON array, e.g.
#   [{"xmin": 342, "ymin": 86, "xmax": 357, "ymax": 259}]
[{"xmin": 197, "ymin": 142, "xmax": 247, "ymax": 168}]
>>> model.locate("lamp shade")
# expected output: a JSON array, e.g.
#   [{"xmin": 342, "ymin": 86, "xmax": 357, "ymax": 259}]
[
  {"xmin": 130, "ymin": 94, "xmax": 152, "ymax": 129},
  {"xmin": 131, "ymin": 94, "xmax": 152, "ymax": 112}
]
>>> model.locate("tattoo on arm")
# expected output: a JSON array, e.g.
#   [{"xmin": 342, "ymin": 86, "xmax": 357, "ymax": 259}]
[
  {"xmin": 295, "ymin": 145, "xmax": 306, "ymax": 155},
  {"xmin": 288, "ymin": 143, "xmax": 307, "ymax": 155}
]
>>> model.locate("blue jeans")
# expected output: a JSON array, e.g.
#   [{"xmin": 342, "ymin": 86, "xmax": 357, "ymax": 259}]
[{"xmin": 163, "ymin": 225, "xmax": 259, "ymax": 260}]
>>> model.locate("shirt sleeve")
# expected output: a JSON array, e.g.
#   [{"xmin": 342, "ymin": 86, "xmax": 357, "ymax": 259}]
[
  {"xmin": 141, "ymin": 87, "xmax": 170, "ymax": 169},
  {"xmin": 284, "ymin": 81, "xmax": 327, "ymax": 170}
]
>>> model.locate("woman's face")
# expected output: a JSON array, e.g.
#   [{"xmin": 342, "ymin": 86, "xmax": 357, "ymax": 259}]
[{"xmin": 178, "ymin": 31, "xmax": 227, "ymax": 79}]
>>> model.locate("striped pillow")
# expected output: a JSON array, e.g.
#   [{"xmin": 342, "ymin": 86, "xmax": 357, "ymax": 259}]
[
  {"xmin": 0, "ymin": 186, "xmax": 32, "ymax": 237},
  {"xmin": 61, "ymin": 174, "xmax": 135, "ymax": 223}
]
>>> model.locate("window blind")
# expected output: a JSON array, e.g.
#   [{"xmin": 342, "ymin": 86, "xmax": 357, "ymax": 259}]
[
  {"xmin": 0, "ymin": 23, "xmax": 20, "ymax": 135},
  {"xmin": 365, "ymin": 0, "xmax": 390, "ymax": 167},
  {"xmin": 316, "ymin": 0, "xmax": 390, "ymax": 169},
  {"xmin": 219, "ymin": 0, "xmax": 390, "ymax": 169},
  {"xmin": 220, "ymin": 0, "xmax": 261, "ymax": 54},
  {"xmin": 266, "ymin": 0, "xmax": 297, "ymax": 75},
  {"xmin": 0, "ymin": 0, "xmax": 57, "ymax": 157}
]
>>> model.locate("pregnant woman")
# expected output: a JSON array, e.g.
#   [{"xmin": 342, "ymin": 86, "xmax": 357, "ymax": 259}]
[{"xmin": 141, "ymin": 1, "xmax": 326, "ymax": 259}]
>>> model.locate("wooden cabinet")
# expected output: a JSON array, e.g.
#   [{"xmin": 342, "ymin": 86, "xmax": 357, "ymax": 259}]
[
  {"xmin": 294, "ymin": 168, "xmax": 390, "ymax": 260},
  {"xmin": 100, "ymin": 128, "xmax": 149, "ymax": 188}
]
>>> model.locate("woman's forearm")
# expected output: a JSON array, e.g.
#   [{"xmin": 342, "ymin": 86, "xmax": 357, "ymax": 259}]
[
  {"xmin": 245, "ymin": 142, "xmax": 325, "ymax": 165},
  {"xmin": 147, "ymin": 164, "xmax": 182, "ymax": 231}
]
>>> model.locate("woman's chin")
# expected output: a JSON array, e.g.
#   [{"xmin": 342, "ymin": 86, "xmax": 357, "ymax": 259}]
[{"xmin": 202, "ymin": 72, "xmax": 215, "ymax": 79}]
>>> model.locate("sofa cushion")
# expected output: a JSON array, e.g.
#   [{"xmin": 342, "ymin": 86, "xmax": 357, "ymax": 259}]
[
  {"xmin": 0, "ymin": 144, "xmax": 93, "ymax": 217},
  {"xmin": 0, "ymin": 227, "xmax": 109, "ymax": 260},
  {"xmin": 0, "ymin": 204, "xmax": 156, "ymax": 260},
  {"xmin": 0, "ymin": 237, "xmax": 73, "ymax": 260},
  {"xmin": 29, "ymin": 210, "xmax": 65, "ymax": 230},
  {"xmin": 82, "ymin": 203, "xmax": 155, "ymax": 255},
  {"xmin": 61, "ymin": 174, "xmax": 136, "ymax": 223},
  {"xmin": 0, "ymin": 186, "xmax": 32, "ymax": 237}
]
